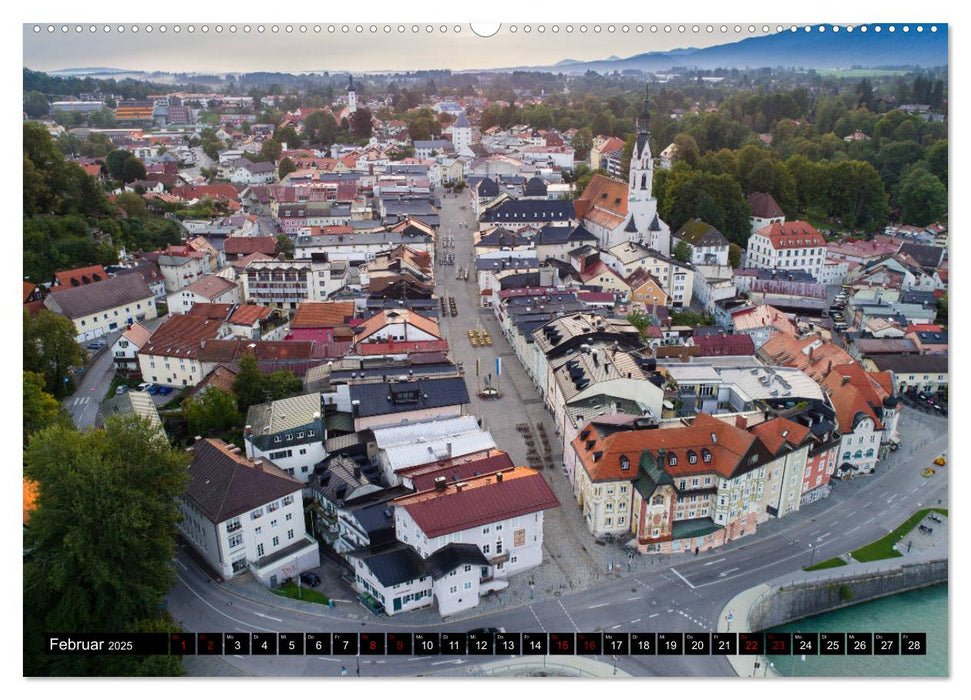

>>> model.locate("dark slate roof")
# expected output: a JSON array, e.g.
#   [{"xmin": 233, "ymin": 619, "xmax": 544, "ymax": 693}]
[
  {"xmin": 349, "ymin": 376, "xmax": 470, "ymax": 418},
  {"xmin": 477, "ymin": 177, "xmax": 500, "ymax": 197},
  {"xmin": 915, "ymin": 330, "xmax": 948, "ymax": 344},
  {"xmin": 649, "ymin": 214, "xmax": 661, "ymax": 231},
  {"xmin": 747, "ymin": 192, "xmax": 785, "ymax": 219},
  {"xmin": 476, "ymin": 228, "xmax": 532, "ymax": 248},
  {"xmin": 624, "ymin": 216, "xmax": 638, "ymax": 233},
  {"xmin": 480, "ymin": 199, "xmax": 575, "ymax": 223},
  {"xmin": 674, "ymin": 219, "xmax": 729, "ymax": 247},
  {"xmin": 536, "ymin": 224, "xmax": 597, "ymax": 246},
  {"xmin": 524, "ymin": 177, "xmax": 548, "ymax": 197},
  {"xmin": 453, "ymin": 112, "xmax": 471, "ymax": 129},
  {"xmin": 425, "ymin": 543, "xmax": 489, "ymax": 580},
  {"xmin": 870, "ymin": 353, "xmax": 949, "ymax": 374},
  {"xmin": 476, "ymin": 257, "xmax": 539, "ymax": 271},
  {"xmin": 347, "ymin": 502, "xmax": 398, "ymax": 546},
  {"xmin": 897, "ymin": 243, "xmax": 944, "ymax": 271},
  {"xmin": 184, "ymin": 439, "xmax": 301, "ymax": 524},
  {"xmin": 45, "ymin": 273, "xmax": 154, "ymax": 319},
  {"xmin": 349, "ymin": 542, "xmax": 428, "ymax": 587}
]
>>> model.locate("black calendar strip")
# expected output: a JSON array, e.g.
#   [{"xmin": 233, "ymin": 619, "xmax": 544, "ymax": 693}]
[{"xmin": 45, "ymin": 632, "xmax": 927, "ymax": 656}]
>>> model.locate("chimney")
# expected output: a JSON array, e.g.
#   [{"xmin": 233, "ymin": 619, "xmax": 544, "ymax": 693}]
[
  {"xmin": 496, "ymin": 471, "xmax": 503, "ymax": 483},
  {"xmin": 808, "ymin": 345, "xmax": 814, "ymax": 362},
  {"xmin": 244, "ymin": 425, "xmax": 252, "ymax": 436},
  {"xmin": 194, "ymin": 435, "xmax": 203, "ymax": 443},
  {"xmin": 446, "ymin": 442, "xmax": 453, "ymax": 458},
  {"xmin": 434, "ymin": 476, "xmax": 447, "ymax": 491},
  {"xmin": 254, "ymin": 459, "xmax": 264, "ymax": 470},
  {"xmin": 841, "ymin": 375, "xmax": 852, "ymax": 386},
  {"xmin": 735, "ymin": 416, "xmax": 747, "ymax": 430}
]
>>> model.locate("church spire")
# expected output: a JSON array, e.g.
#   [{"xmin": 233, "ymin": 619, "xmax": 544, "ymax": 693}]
[
  {"xmin": 348, "ymin": 74, "xmax": 355, "ymax": 92},
  {"xmin": 637, "ymin": 83, "xmax": 650, "ymax": 134}
]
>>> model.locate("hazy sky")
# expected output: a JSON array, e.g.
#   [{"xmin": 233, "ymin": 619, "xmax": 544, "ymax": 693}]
[{"xmin": 22, "ymin": 23, "xmax": 756, "ymax": 74}]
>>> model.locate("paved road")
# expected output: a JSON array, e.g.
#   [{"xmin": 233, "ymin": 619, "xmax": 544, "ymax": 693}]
[
  {"xmin": 62, "ymin": 315, "xmax": 168, "ymax": 428},
  {"xmin": 164, "ymin": 188, "xmax": 949, "ymax": 678}
]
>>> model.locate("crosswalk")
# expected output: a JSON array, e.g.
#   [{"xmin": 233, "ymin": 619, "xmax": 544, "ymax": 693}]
[{"xmin": 71, "ymin": 396, "xmax": 91, "ymax": 407}]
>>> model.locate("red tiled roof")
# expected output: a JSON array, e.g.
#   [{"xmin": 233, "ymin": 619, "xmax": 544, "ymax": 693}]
[
  {"xmin": 355, "ymin": 339, "xmax": 449, "ymax": 356},
  {"xmin": 401, "ymin": 450, "xmax": 515, "ymax": 492},
  {"xmin": 746, "ymin": 192, "xmax": 785, "ymax": 219},
  {"xmin": 23, "ymin": 281, "xmax": 37, "ymax": 303},
  {"xmin": 224, "ymin": 236, "xmax": 278, "ymax": 256},
  {"xmin": 141, "ymin": 313, "xmax": 225, "ymax": 359},
  {"xmin": 183, "ymin": 275, "xmax": 238, "ymax": 299},
  {"xmin": 695, "ymin": 334, "xmax": 756, "ymax": 357},
  {"xmin": 749, "ymin": 417, "xmax": 810, "ymax": 454},
  {"xmin": 355, "ymin": 309, "xmax": 442, "ymax": 344},
  {"xmin": 755, "ymin": 221, "xmax": 826, "ymax": 249},
  {"xmin": 291, "ymin": 301, "xmax": 356, "ymax": 329},
  {"xmin": 820, "ymin": 364, "xmax": 892, "ymax": 433},
  {"xmin": 575, "ymin": 174, "xmax": 628, "ymax": 221},
  {"xmin": 53, "ymin": 265, "xmax": 108, "ymax": 289},
  {"xmin": 393, "ymin": 467, "xmax": 559, "ymax": 537},
  {"xmin": 229, "ymin": 304, "xmax": 273, "ymax": 327}
]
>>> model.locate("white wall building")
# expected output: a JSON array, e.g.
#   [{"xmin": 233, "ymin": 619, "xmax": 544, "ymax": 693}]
[{"xmin": 746, "ymin": 221, "xmax": 827, "ymax": 280}]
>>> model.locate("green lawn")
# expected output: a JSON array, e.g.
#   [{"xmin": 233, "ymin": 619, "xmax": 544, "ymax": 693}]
[
  {"xmin": 850, "ymin": 508, "xmax": 948, "ymax": 562},
  {"xmin": 272, "ymin": 581, "xmax": 330, "ymax": 605},
  {"xmin": 804, "ymin": 557, "xmax": 848, "ymax": 571}
]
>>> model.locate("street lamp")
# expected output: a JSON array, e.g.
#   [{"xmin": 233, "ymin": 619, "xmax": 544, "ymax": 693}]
[{"xmin": 808, "ymin": 543, "xmax": 815, "ymax": 568}]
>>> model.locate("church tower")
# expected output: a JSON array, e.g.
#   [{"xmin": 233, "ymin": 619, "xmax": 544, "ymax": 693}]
[
  {"xmin": 622, "ymin": 84, "xmax": 671, "ymax": 255},
  {"xmin": 628, "ymin": 85, "xmax": 653, "ymax": 203},
  {"xmin": 347, "ymin": 74, "xmax": 357, "ymax": 114}
]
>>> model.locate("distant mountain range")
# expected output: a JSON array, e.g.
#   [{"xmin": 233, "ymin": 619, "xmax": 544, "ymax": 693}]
[{"xmin": 497, "ymin": 24, "xmax": 948, "ymax": 74}]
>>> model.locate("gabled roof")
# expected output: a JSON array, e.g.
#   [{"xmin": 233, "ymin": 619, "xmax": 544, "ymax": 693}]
[
  {"xmin": 746, "ymin": 192, "xmax": 785, "ymax": 219},
  {"xmin": 140, "ymin": 312, "xmax": 225, "ymax": 359},
  {"xmin": 224, "ymin": 236, "xmax": 278, "ymax": 256},
  {"xmin": 348, "ymin": 542, "xmax": 428, "ymax": 588},
  {"xmin": 355, "ymin": 309, "xmax": 441, "ymax": 344},
  {"xmin": 480, "ymin": 199, "xmax": 575, "ymax": 223},
  {"xmin": 749, "ymin": 417, "xmax": 811, "ymax": 455},
  {"xmin": 394, "ymin": 467, "xmax": 558, "ymax": 537},
  {"xmin": 673, "ymin": 219, "xmax": 729, "ymax": 247},
  {"xmin": 349, "ymin": 376, "xmax": 470, "ymax": 419},
  {"xmin": 44, "ymin": 273, "xmax": 154, "ymax": 319},
  {"xmin": 182, "ymin": 275, "xmax": 238, "ymax": 299},
  {"xmin": 575, "ymin": 174, "xmax": 628, "ymax": 221},
  {"xmin": 121, "ymin": 321, "xmax": 153, "ymax": 348},
  {"xmin": 757, "ymin": 333, "xmax": 854, "ymax": 382},
  {"xmin": 246, "ymin": 392, "xmax": 322, "ymax": 436},
  {"xmin": 425, "ymin": 543, "xmax": 489, "ymax": 580},
  {"xmin": 476, "ymin": 177, "xmax": 500, "ymax": 197},
  {"xmin": 754, "ymin": 221, "xmax": 825, "ymax": 249},
  {"xmin": 183, "ymin": 439, "xmax": 301, "ymax": 523},
  {"xmin": 291, "ymin": 301, "xmax": 356, "ymax": 329},
  {"xmin": 53, "ymin": 264, "xmax": 108, "ymax": 288},
  {"xmin": 694, "ymin": 334, "xmax": 755, "ymax": 357},
  {"xmin": 820, "ymin": 364, "xmax": 893, "ymax": 433},
  {"xmin": 228, "ymin": 304, "xmax": 273, "ymax": 327}
]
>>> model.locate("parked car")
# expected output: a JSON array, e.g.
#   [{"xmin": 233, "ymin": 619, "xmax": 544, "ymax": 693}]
[
  {"xmin": 300, "ymin": 572, "xmax": 321, "ymax": 588},
  {"xmin": 85, "ymin": 341, "xmax": 106, "ymax": 351},
  {"xmin": 115, "ymin": 385, "xmax": 129, "ymax": 395},
  {"xmin": 137, "ymin": 382, "xmax": 152, "ymax": 392},
  {"xmin": 149, "ymin": 385, "xmax": 160, "ymax": 395},
  {"xmin": 158, "ymin": 386, "xmax": 173, "ymax": 396},
  {"xmin": 468, "ymin": 627, "xmax": 504, "ymax": 635}
]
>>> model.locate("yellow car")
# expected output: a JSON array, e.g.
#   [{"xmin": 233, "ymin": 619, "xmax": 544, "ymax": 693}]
[
  {"xmin": 922, "ymin": 467, "xmax": 936, "ymax": 478},
  {"xmin": 933, "ymin": 457, "xmax": 946, "ymax": 467}
]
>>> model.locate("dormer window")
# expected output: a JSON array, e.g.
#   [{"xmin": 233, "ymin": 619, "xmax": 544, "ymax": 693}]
[
  {"xmin": 688, "ymin": 450, "xmax": 697, "ymax": 465},
  {"xmin": 702, "ymin": 448, "xmax": 712, "ymax": 463},
  {"xmin": 668, "ymin": 452, "xmax": 677, "ymax": 466},
  {"xmin": 620, "ymin": 455, "xmax": 630, "ymax": 471}
]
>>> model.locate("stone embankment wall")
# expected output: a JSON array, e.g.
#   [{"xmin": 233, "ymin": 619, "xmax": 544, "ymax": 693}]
[{"xmin": 749, "ymin": 558, "xmax": 947, "ymax": 631}]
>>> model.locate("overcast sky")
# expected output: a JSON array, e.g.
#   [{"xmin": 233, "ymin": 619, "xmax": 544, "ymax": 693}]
[{"xmin": 22, "ymin": 23, "xmax": 753, "ymax": 74}]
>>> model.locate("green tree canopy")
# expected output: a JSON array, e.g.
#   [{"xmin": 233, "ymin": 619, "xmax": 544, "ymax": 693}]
[
  {"xmin": 232, "ymin": 353, "xmax": 267, "ymax": 413},
  {"xmin": 897, "ymin": 167, "xmax": 947, "ymax": 227},
  {"xmin": 672, "ymin": 239, "xmax": 692, "ymax": 264},
  {"xmin": 23, "ymin": 370, "xmax": 73, "ymax": 443},
  {"xmin": 23, "ymin": 91, "xmax": 50, "ymax": 118},
  {"xmin": 23, "ymin": 416, "xmax": 190, "ymax": 676},
  {"xmin": 278, "ymin": 156, "xmax": 297, "ymax": 180},
  {"xmin": 23, "ymin": 308, "xmax": 84, "ymax": 398},
  {"xmin": 182, "ymin": 387, "xmax": 242, "ymax": 439}
]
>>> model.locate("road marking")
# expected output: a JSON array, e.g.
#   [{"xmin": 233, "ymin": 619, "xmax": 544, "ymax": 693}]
[
  {"xmin": 865, "ymin": 517, "xmax": 876, "ymax": 525},
  {"xmin": 703, "ymin": 558, "xmax": 726, "ymax": 567},
  {"xmin": 174, "ymin": 572, "xmax": 275, "ymax": 632},
  {"xmin": 847, "ymin": 526, "xmax": 861, "ymax": 534},
  {"xmin": 718, "ymin": 568, "xmax": 740, "ymax": 578},
  {"xmin": 648, "ymin": 614, "xmax": 659, "ymax": 619},
  {"xmin": 318, "ymin": 657, "xmax": 340, "ymax": 663},
  {"xmin": 631, "ymin": 618, "xmax": 642, "ymax": 624},
  {"xmin": 254, "ymin": 611, "xmax": 283, "ymax": 622},
  {"xmin": 173, "ymin": 558, "xmax": 187, "ymax": 570},
  {"xmin": 816, "ymin": 532, "xmax": 831, "ymax": 542},
  {"xmin": 588, "ymin": 603, "xmax": 609, "ymax": 609},
  {"xmin": 431, "ymin": 659, "xmax": 466, "ymax": 666},
  {"xmin": 233, "ymin": 654, "xmax": 243, "ymax": 659},
  {"xmin": 611, "ymin": 624, "xmax": 621, "ymax": 630},
  {"xmin": 845, "ymin": 511, "xmax": 856, "ymax": 517},
  {"xmin": 863, "ymin": 502, "xmax": 873, "ymax": 508},
  {"xmin": 558, "ymin": 599, "xmax": 580, "ymax": 632},
  {"xmin": 627, "ymin": 596, "xmax": 641, "ymax": 601},
  {"xmin": 528, "ymin": 605, "xmax": 546, "ymax": 633},
  {"xmin": 669, "ymin": 567, "xmax": 696, "ymax": 589},
  {"xmin": 808, "ymin": 529, "xmax": 821, "ymax": 536}
]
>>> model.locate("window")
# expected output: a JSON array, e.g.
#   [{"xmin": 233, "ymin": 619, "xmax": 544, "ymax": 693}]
[
  {"xmin": 255, "ymin": 526, "xmax": 262, "ymax": 534},
  {"xmin": 464, "ymin": 565, "xmax": 472, "ymax": 573},
  {"xmin": 496, "ymin": 538, "xmax": 503, "ymax": 554},
  {"xmin": 482, "ymin": 526, "xmax": 490, "ymax": 535},
  {"xmin": 228, "ymin": 533, "xmax": 243, "ymax": 548},
  {"xmin": 251, "ymin": 508, "xmax": 263, "ymax": 520},
  {"xmin": 308, "ymin": 430, "xmax": 316, "ymax": 437},
  {"xmin": 620, "ymin": 455, "xmax": 630, "ymax": 471},
  {"xmin": 297, "ymin": 432, "xmax": 305, "ymax": 439},
  {"xmin": 288, "ymin": 529, "xmax": 294, "ymax": 540},
  {"xmin": 272, "ymin": 536, "xmax": 279, "ymax": 546},
  {"xmin": 464, "ymin": 581, "xmax": 472, "ymax": 590},
  {"xmin": 482, "ymin": 544, "xmax": 490, "ymax": 554},
  {"xmin": 449, "ymin": 586, "xmax": 457, "ymax": 594},
  {"xmin": 257, "ymin": 543, "xmax": 264, "ymax": 557},
  {"xmin": 226, "ymin": 517, "xmax": 241, "ymax": 533}
]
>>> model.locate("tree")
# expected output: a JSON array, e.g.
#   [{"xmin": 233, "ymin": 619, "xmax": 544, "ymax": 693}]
[
  {"xmin": 120, "ymin": 157, "xmax": 147, "ymax": 184},
  {"xmin": 923, "ymin": 139, "xmax": 947, "ymax": 185},
  {"xmin": 672, "ymin": 133, "xmax": 700, "ymax": 168},
  {"xmin": 23, "ymin": 416, "xmax": 189, "ymax": 676},
  {"xmin": 660, "ymin": 168, "xmax": 751, "ymax": 245},
  {"xmin": 728, "ymin": 242, "xmax": 742, "ymax": 268},
  {"xmin": 823, "ymin": 160, "xmax": 888, "ymax": 231},
  {"xmin": 259, "ymin": 138, "xmax": 282, "ymax": 163},
  {"xmin": 278, "ymin": 156, "xmax": 297, "ymax": 180},
  {"xmin": 232, "ymin": 353, "xmax": 267, "ymax": 412},
  {"xmin": 23, "ymin": 371, "xmax": 72, "ymax": 444},
  {"xmin": 897, "ymin": 167, "xmax": 947, "ymax": 227},
  {"xmin": 23, "ymin": 90, "xmax": 50, "ymax": 118},
  {"xmin": 351, "ymin": 107, "xmax": 373, "ymax": 139},
  {"xmin": 571, "ymin": 128, "xmax": 593, "ymax": 162},
  {"xmin": 672, "ymin": 240, "xmax": 692, "ymax": 264},
  {"xmin": 115, "ymin": 191, "xmax": 148, "ymax": 218},
  {"xmin": 23, "ymin": 309, "xmax": 84, "ymax": 398},
  {"xmin": 182, "ymin": 387, "xmax": 242, "ymax": 438},
  {"xmin": 275, "ymin": 233, "xmax": 294, "ymax": 259},
  {"xmin": 265, "ymin": 370, "xmax": 302, "ymax": 400}
]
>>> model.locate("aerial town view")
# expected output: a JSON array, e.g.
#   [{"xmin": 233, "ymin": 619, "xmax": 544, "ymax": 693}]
[{"xmin": 22, "ymin": 22, "xmax": 949, "ymax": 681}]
